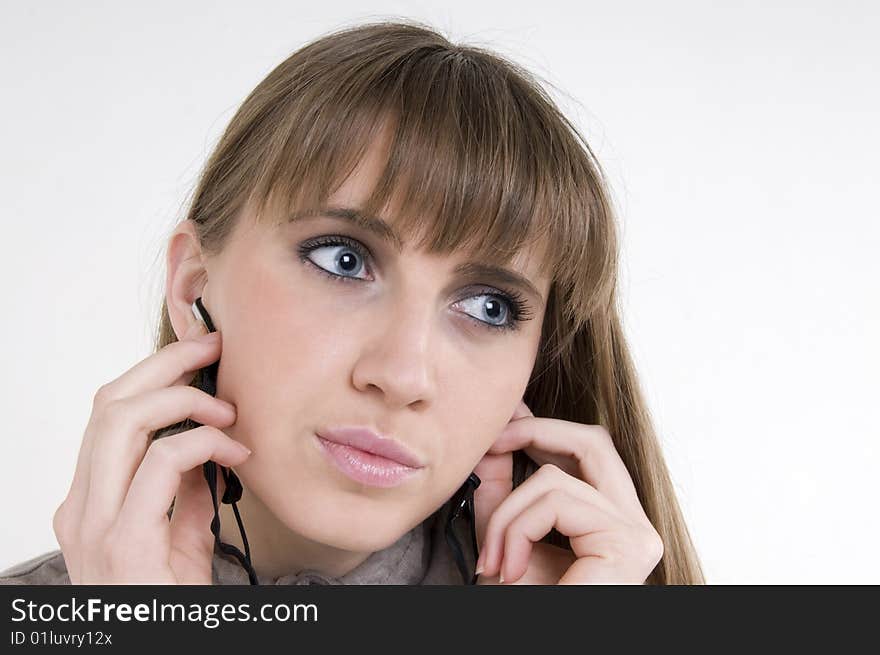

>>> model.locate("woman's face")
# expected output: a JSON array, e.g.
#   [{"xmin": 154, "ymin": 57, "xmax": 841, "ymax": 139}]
[{"xmin": 168, "ymin": 141, "xmax": 551, "ymax": 553}]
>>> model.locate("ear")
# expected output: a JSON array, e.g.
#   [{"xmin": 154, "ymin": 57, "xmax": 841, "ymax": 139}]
[{"xmin": 166, "ymin": 219, "xmax": 210, "ymax": 340}]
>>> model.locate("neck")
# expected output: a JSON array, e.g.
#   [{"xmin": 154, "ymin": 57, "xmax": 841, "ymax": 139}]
[{"xmin": 215, "ymin": 476, "xmax": 372, "ymax": 581}]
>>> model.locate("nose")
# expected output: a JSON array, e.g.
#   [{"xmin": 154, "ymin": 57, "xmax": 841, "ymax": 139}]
[{"xmin": 350, "ymin": 292, "xmax": 437, "ymax": 409}]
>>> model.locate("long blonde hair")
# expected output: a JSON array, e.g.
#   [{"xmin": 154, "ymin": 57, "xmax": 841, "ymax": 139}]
[{"xmin": 153, "ymin": 19, "xmax": 704, "ymax": 584}]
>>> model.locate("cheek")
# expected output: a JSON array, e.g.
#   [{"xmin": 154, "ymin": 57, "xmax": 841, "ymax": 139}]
[
  {"xmin": 433, "ymin": 348, "xmax": 532, "ymax": 468},
  {"xmin": 214, "ymin": 263, "xmax": 346, "ymax": 434}
]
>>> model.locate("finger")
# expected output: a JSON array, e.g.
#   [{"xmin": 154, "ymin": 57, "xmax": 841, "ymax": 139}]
[
  {"xmin": 81, "ymin": 386, "xmax": 238, "ymax": 536},
  {"xmin": 65, "ymin": 323, "xmax": 215, "ymax": 528},
  {"xmin": 168, "ymin": 461, "xmax": 230, "ymax": 580},
  {"xmin": 98, "ymin": 329, "xmax": 220, "ymax": 404},
  {"xmin": 490, "ymin": 416, "xmax": 647, "ymax": 522},
  {"xmin": 478, "ymin": 463, "xmax": 626, "ymax": 577},
  {"xmin": 472, "ymin": 452, "xmax": 512, "ymax": 553},
  {"xmin": 471, "ymin": 399, "xmax": 533, "ymax": 553},
  {"xmin": 498, "ymin": 488, "xmax": 620, "ymax": 584},
  {"xmin": 167, "ymin": 320, "xmax": 210, "ymax": 387},
  {"xmin": 114, "ymin": 426, "xmax": 251, "ymax": 545}
]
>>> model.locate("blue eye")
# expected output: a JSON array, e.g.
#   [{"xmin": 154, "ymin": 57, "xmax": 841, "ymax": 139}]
[
  {"xmin": 454, "ymin": 294, "xmax": 515, "ymax": 331},
  {"xmin": 296, "ymin": 235, "xmax": 532, "ymax": 333},
  {"xmin": 299, "ymin": 235, "xmax": 371, "ymax": 281}
]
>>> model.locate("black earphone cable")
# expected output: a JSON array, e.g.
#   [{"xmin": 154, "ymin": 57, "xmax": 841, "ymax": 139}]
[
  {"xmin": 191, "ymin": 297, "xmax": 259, "ymax": 585},
  {"xmin": 445, "ymin": 472, "xmax": 482, "ymax": 585}
]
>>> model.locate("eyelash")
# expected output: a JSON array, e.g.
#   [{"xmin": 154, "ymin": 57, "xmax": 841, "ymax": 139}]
[{"xmin": 296, "ymin": 235, "xmax": 533, "ymax": 333}]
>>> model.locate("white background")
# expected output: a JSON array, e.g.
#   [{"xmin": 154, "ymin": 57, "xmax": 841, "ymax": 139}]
[{"xmin": 1, "ymin": 1, "xmax": 877, "ymax": 584}]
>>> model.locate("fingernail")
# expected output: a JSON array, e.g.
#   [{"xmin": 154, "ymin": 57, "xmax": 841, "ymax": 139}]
[
  {"xmin": 474, "ymin": 552, "xmax": 485, "ymax": 576},
  {"xmin": 197, "ymin": 330, "xmax": 219, "ymax": 342},
  {"xmin": 498, "ymin": 572, "xmax": 505, "ymax": 584},
  {"xmin": 237, "ymin": 442, "xmax": 252, "ymax": 456}
]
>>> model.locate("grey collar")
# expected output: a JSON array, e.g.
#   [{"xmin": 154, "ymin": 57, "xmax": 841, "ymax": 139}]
[{"xmin": 211, "ymin": 502, "xmax": 461, "ymax": 585}]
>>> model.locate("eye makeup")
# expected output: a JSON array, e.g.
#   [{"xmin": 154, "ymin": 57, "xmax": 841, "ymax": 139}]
[{"xmin": 295, "ymin": 234, "xmax": 535, "ymax": 333}]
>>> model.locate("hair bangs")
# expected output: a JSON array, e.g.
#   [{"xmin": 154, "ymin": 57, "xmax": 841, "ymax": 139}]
[
  {"xmin": 239, "ymin": 24, "xmax": 609, "ymax": 334},
  {"xmin": 250, "ymin": 50, "xmax": 573, "ymax": 267}
]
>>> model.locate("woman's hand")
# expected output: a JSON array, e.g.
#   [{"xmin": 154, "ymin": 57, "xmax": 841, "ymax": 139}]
[
  {"xmin": 51, "ymin": 321, "xmax": 251, "ymax": 584},
  {"xmin": 472, "ymin": 400, "xmax": 663, "ymax": 584}
]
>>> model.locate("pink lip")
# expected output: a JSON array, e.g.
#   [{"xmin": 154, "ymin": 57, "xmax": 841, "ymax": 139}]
[
  {"xmin": 315, "ymin": 427, "xmax": 425, "ymax": 489},
  {"xmin": 316, "ymin": 427, "xmax": 425, "ymax": 468}
]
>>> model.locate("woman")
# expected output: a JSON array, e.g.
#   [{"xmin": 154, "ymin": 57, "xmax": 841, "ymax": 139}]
[{"xmin": 1, "ymin": 19, "xmax": 703, "ymax": 585}]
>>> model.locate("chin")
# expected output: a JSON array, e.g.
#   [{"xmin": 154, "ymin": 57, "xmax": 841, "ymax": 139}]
[{"xmin": 272, "ymin": 492, "xmax": 421, "ymax": 552}]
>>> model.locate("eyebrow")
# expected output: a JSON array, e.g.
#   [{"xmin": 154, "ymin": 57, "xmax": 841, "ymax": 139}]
[{"xmin": 288, "ymin": 205, "xmax": 545, "ymax": 305}]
